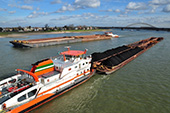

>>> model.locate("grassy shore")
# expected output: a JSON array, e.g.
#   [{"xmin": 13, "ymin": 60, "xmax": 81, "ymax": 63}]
[
  {"xmin": 0, "ymin": 32, "xmax": 14, "ymax": 36},
  {"xmin": 0, "ymin": 29, "xmax": 109, "ymax": 38}
]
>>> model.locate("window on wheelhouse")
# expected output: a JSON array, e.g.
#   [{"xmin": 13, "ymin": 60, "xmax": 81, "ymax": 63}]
[
  {"xmin": 18, "ymin": 94, "xmax": 26, "ymax": 102},
  {"xmin": 65, "ymin": 55, "xmax": 75, "ymax": 61},
  {"xmin": 28, "ymin": 89, "xmax": 37, "ymax": 98}
]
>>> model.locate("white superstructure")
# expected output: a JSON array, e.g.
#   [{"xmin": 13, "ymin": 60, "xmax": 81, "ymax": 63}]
[{"xmin": 0, "ymin": 48, "xmax": 95, "ymax": 112}]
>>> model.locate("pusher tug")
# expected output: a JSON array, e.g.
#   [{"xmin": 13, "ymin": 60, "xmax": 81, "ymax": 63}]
[
  {"xmin": 0, "ymin": 47, "xmax": 95, "ymax": 113},
  {"xmin": 105, "ymin": 32, "xmax": 119, "ymax": 38}
]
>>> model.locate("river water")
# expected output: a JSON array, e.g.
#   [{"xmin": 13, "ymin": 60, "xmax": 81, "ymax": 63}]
[{"xmin": 0, "ymin": 29, "xmax": 170, "ymax": 113}]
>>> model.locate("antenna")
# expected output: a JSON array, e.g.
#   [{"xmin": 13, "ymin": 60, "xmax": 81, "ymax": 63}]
[{"xmin": 65, "ymin": 46, "xmax": 71, "ymax": 51}]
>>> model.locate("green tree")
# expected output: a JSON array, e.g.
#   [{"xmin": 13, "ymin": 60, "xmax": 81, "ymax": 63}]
[
  {"xmin": 44, "ymin": 24, "xmax": 49, "ymax": 31},
  {"xmin": 0, "ymin": 27, "xmax": 3, "ymax": 32}
]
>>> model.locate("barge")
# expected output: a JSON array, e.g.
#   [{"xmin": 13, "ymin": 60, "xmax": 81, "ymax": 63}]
[
  {"xmin": 0, "ymin": 47, "xmax": 95, "ymax": 113},
  {"xmin": 10, "ymin": 32, "xmax": 118, "ymax": 48},
  {"xmin": 91, "ymin": 37, "xmax": 163, "ymax": 74}
]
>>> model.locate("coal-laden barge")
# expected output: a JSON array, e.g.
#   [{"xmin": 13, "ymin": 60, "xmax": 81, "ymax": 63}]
[
  {"xmin": 92, "ymin": 37, "xmax": 163, "ymax": 74},
  {"xmin": 0, "ymin": 37, "xmax": 163, "ymax": 113},
  {"xmin": 9, "ymin": 32, "xmax": 118, "ymax": 48}
]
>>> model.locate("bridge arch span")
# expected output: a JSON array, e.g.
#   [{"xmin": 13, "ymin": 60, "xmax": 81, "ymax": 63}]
[{"xmin": 126, "ymin": 23, "xmax": 157, "ymax": 28}]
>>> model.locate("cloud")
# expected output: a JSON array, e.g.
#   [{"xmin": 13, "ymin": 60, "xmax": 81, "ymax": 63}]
[
  {"xmin": 23, "ymin": 0, "xmax": 42, "ymax": 3},
  {"xmin": 0, "ymin": 18, "xmax": 28, "ymax": 27},
  {"xmin": 50, "ymin": 13, "xmax": 110, "ymax": 26},
  {"xmin": 99, "ymin": 9, "xmax": 121, "ymax": 13},
  {"xmin": 99, "ymin": 9, "xmax": 113, "ymax": 12},
  {"xmin": 0, "ymin": 21, "xmax": 7, "ymax": 26},
  {"xmin": 115, "ymin": 9, "xmax": 121, "ymax": 13},
  {"xmin": 80, "ymin": 13, "xmax": 109, "ymax": 20},
  {"xmin": 51, "ymin": 13, "xmax": 108, "ymax": 21},
  {"xmin": 74, "ymin": 0, "xmax": 100, "ymax": 8},
  {"xmin": 162, "ymin": 4, "xmax": 170, "ymax": 12},
  {"xmin": 0, "ymin": 8, "xmax": 7, "ymax": 11},
  {"xmin": 82, "ymin": 13, "xmax": 97, "ymax": 19},
  {"xmin": 8, "ymin": 4, "xmax": 33, "ymax": 10},
  {"xmin": 20, "ymin": 5, "xmax": 33, "ymax": 10},
  {"xmin": 149, "ymin": 0, "xmax": 170, "ymax": 5},
  {"xmin": 51, "ymin": 15, "xmax": 81, "ymax": 21},
  {"xmin": 118, "ymin": 14, "xmax": 128, "ymax": 17},
  {"xmin": 36, "ymin": 7, "xmax": 40, "ymax": 11},
  {"xmin": 56, "ymin": 4, "xmax": 76, "ymax": 13},
  {"xmin": 148, "ymin": 4, "xmax": 159, "ymax": 13},
  {"xmin": 126, "ymin": 2, "xmax": 148, "ymax": 10},
  {"xmin": 8, "ymin": 4, "xmax": 16, "ymax": 8},
  {"xmin": 51, "ymin": 0, "xmax": 61, "ymax": 4},
  {"xmin": 148, "ymin": 0, "xmax": 170, "ymax": 13},
  {"xmin": 27, "ymin": 11, "xmax": 48, "ymax": 18},
  {"xmin": 9, "ymin": 11, "xmax": 16, "ymax": 14},
  {"xmin": 55, "ymin": 0, "xmax": 100, "ymax": 13},
  {"xmin": 49, "ymin": 14, "xmax": 170, "ymax": 27}
]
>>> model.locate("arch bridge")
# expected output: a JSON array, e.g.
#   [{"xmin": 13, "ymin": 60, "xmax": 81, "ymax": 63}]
[{"xmin": 126, "ymin": 23, "xmax": 157, "ymax": 28}]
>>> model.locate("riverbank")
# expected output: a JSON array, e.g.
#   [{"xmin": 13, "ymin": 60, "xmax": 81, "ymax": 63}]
[{"xmin": 0, "ymin": 29, "xmax": 109, "ymax": 38}]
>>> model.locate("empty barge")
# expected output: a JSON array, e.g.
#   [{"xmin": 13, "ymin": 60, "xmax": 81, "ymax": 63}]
[
  {"xmin": 10, "ymin": 33, "xmax": 115, "ymax": 48},
  {"xmin": 91, "ymin": 37, "xmax": 164, "ymax": 74}
]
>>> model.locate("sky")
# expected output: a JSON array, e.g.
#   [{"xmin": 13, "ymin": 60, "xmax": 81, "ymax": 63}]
[{"xmin": 0, "ymin": 0, "xmax": 170, "ymax": 28}]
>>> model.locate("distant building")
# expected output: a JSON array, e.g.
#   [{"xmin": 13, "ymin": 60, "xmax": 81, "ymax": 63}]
[{"xmin": 0, "ymin": 25, "xmax": 98, "ymax": 33}]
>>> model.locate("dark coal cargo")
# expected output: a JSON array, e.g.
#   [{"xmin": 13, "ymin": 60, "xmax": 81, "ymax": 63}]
[{"xmin": 91, "ymin": 37, "xmax": 164, "ymax": 74}]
